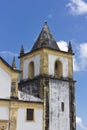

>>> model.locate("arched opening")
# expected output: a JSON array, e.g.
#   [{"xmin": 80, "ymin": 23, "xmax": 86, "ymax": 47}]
[
  {"xmin": 28, "ymin": 61, "xmax": 34, "ymax": 79},
  {"xmin": 54, "ymin": 60, "xmax": 63, "ymax": 78}
]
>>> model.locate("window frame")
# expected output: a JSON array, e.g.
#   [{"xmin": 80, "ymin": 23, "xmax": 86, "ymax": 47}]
[{"xmin": 26, "ymin": 108, "xmax": 35, "ymax": 122}]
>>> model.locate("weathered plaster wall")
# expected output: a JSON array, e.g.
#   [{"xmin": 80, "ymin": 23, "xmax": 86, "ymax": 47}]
[
  {"xmin": 17, "ymin": 108, "xmax": 43, "ymax": 130},
  {"xmin": 0, "ymin": 68, "xmax": 11, "ymax": 98},
  {"xmin": 0, "ymin": 107, "xmax": 9, "ymax": 120},
  {"xmin": 49, "ymin": 79, "xmax": 70, "ymax": 130}
]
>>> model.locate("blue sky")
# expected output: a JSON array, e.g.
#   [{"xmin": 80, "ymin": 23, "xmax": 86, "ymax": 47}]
[{"xmin": 0, "ymin": 0, "xmax": 87, "ymax": 129}]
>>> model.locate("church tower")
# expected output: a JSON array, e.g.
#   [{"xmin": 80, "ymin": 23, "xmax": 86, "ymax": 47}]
[{"xmin": 19, "ymin": 22, "xmax": 76, "ymax": 130}]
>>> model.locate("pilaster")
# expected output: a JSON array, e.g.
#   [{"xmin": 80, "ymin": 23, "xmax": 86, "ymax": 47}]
[
  {"xmin": 9, "ymin": 102, "xmax": 18, "ymax": 130},
  {"xmin": 40, "ymin": 52, "xmax": 48, "ymax": 75},
  {"xmin": 69, "ymin": 82, "xmax": 76, "ymax": 130},
  {"xmin": 11, "ymin": 79, "xmax": 18, "ymax": 99},
  {"xmin": 41, "ymin": 78, "xmax": 49, "ymax": 130}
]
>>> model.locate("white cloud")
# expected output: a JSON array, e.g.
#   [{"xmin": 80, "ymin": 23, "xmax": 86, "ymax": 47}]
[
  {"xmin": 79, "ymin": 43, "xmax": 87, "ymax": 58},
  {"xmin": 57, "ymin": 41, "xmax": 68, "ymax": 52},
  {"xmin": 0, "ymin": 51, "xmax": 18, "ymax": 57},
  {"xmin": 77, "ymin": 43, "xmax": 87, "ymax": 70},
  {"xmin": 66, "ymin": 0, "xmax": 87, "ymax": 15},
  {"xmin": 76, "ymin": 117, "xmax": 87, "ymax": 130},
  {"xmin": 57, "ymin": 41, "xmax": 87, "ymax": 71},
  {"xmin": 57, "ymin": 40, "xmax": 80, "ymax": 72},
  {"xmin": 73, "ymin": 57, "xmax": 80, "ymax": 71}
]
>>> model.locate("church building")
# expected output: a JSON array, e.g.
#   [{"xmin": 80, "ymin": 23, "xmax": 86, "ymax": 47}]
[{"xmin": 0, "ymin": 22, "xmax": 76, "ymax": 130}]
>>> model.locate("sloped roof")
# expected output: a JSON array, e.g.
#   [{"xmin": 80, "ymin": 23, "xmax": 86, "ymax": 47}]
[
  {"xmin": 31, "ymin": 22, "xmax": 59, "ymax": 51},
  {"xmin": 18, "ymin": 91, "xmax": 43, "ymax": 102}
]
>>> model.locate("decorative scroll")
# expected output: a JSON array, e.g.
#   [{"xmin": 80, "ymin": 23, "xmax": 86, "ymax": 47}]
[{"xmin": 0, "ymin": 120, "xmax": 8, "ymax": 130}]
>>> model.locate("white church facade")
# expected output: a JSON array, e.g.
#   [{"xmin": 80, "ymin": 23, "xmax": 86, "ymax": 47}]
[{"xmin": 0, "ymin": 22, "xmax": 76, "ymax": 130}]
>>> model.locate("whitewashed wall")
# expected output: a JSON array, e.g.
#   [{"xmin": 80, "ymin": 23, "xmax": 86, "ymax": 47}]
[
  {"xmin": 17, "ymin": 108, "xmax": 43, "ymax": 130},
  {"xmin": 23, "ymin": 55, "xmax": 40, "ymax": 79},
  {"xmin": 49, "ymin": 79, "xmax": 70, "ymax": 130},
  {"xmin": 0, "ymin": 68, "xmax": 11, "ymax": 98},
  {"xmin": 0, "ymin": 107, "xmax": 9, "ymax": 120},
  {"xmin": 48, "ymin": 55, "xmax": 68, "ymax": 77}
]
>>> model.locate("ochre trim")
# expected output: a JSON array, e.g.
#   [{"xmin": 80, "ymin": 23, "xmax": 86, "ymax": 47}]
[
  {"xmin": 19, "ymin": 48, "xmax": 73, "ymax": 60},
  {"xmin": 0, "ymin": 120, "xmax": 8, "ymax": 123},
  {"xmin": 19, "ymin": 47, "xmax": 74, "ymax": 58},
  {"xmin": 0, "ymin": 100, "xmax": 43, "ymax": 109},
  {"xmin": 19, "ymin": 48, "xmax": 73, "ymax": 79}
]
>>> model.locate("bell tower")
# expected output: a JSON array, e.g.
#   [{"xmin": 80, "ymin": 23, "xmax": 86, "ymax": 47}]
[{"xmin": 19, "ymin": 22, "xmax": 76, "ymax": 130}]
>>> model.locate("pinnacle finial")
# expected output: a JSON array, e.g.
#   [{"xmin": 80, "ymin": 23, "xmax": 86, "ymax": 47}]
[
  {"xmin": 44, "ymin": 21, "xmax": 47, "ymax": 25},
  {"xmin": 20, "ymin": 44, "xmax": 24, "ymax": 56},
  {"xmin": 68, "ymin": 41, "xmax": 73, "ymax": 53},
  {"xmin": 12, "ymin": 56, "xmax": 16, "ymax": 69}
]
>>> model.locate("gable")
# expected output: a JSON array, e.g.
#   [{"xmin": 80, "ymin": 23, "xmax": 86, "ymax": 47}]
[{"xmin": 0, "ymin": 57, "xmax": 20, "ymax": 79}]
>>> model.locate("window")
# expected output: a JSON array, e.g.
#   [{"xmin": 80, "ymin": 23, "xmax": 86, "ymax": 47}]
[
  {"xmin": 28, "ymin": 61, "xmax": 34, "ymax": 79},
  {"xmin": 54, "ymin": 60, "xmax": 63, "ymax": 78},
  {"xmin": 26, "ymin": 109, "xmax": 34, "ymax": 121},
  {"xmin": 61, "ymin": 102, "xmax": 64, "ymax": 112}
]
